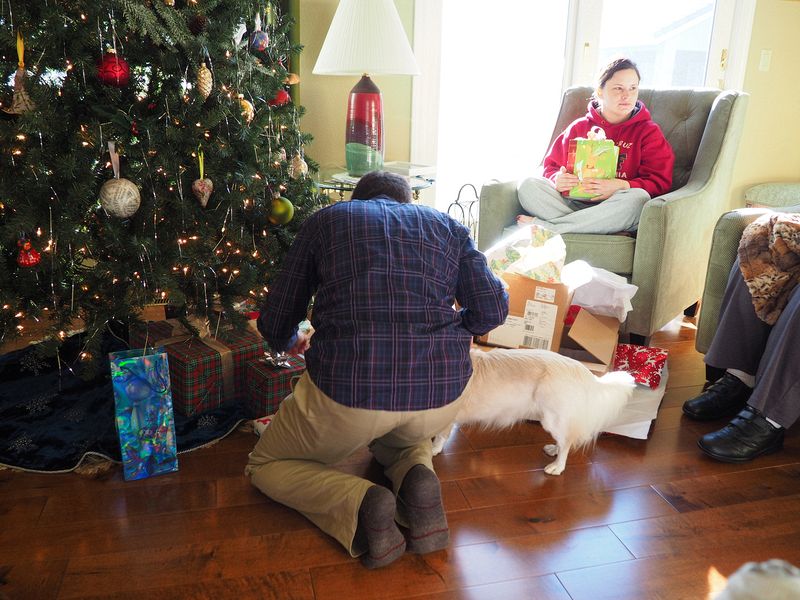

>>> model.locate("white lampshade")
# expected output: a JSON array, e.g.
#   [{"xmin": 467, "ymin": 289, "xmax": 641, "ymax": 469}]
[{"xmin": 313, "ymin": 0, "xmax": 420, "ymax": 76}]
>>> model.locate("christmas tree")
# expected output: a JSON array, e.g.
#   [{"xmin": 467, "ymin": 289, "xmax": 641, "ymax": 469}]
[{"xmin": 0, "ymin": 0, "xmax": 324, "ymax": 376}]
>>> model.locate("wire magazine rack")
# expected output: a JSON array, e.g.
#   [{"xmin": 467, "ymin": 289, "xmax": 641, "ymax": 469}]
[{"xmin": 447, "ymin": 183, "xmax": 479, "ymax": 241}]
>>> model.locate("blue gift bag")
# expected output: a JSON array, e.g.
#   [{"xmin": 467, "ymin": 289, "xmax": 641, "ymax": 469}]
[{"xmin": 109, "ymin": 347, "xmax": 178, "ymax": 481}]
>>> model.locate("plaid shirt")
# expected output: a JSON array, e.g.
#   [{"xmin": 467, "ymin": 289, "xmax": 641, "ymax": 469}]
[{"xmin": 259, "ymin": 197, "xmax": 508, "ymax": 411}]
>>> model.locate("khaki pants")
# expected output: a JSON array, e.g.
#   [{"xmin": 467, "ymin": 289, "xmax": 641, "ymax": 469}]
[{"xmin": 245, "ymin": 371, "xmax": 464, "ymax": 556}]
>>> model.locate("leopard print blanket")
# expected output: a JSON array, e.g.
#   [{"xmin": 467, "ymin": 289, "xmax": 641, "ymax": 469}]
[{"xmin": 737, "ymin": 212, "xmax": 800, "ymax": 325}]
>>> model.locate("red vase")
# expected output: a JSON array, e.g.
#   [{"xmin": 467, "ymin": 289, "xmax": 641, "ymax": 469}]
[{"xmin": 345, "ymin": 75, "xmax": 384, "ymax": 177}]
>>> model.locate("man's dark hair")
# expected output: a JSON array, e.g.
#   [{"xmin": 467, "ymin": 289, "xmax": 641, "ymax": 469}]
[{"xmin": 351, "ymin": 171, "xmax": 412, "ymax": 204}]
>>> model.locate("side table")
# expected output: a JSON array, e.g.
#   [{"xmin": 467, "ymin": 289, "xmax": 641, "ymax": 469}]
[{"xmin": 315, "ymin": 171, "xmax": 434, "ymax": 202}]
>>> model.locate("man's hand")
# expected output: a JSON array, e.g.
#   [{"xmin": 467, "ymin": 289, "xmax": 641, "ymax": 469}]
[{"xmin": 288, "ymin": 330, "xmax": 312, "ymax": 356}]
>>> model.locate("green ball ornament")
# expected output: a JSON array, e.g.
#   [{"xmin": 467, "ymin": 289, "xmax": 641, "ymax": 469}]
[{"xmin": 268, "ymin": 195, "xmax": 294, "ymax": 225}]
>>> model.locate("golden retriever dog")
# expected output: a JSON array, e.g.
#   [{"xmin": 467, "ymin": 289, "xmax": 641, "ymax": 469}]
[{"xmin": 432, "ymin": 348, "xmax": 636, "ymax": 475}]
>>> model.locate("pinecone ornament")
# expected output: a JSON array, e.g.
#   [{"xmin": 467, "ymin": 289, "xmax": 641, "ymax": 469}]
[
  {"xmin": 196, "ymin": 63, "xmax": 213, "ymax": 100},
  {"xmin": 188, "ymin": 14, "xmax": 209, "ymax": 35}
]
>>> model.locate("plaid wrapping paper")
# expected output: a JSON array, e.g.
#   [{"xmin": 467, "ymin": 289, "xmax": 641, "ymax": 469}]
[
  {"xmin": 245, "ymin": 355, "xmax": 305, "ymax": 418},
  {"xmin": 130, "ymin": 320, "xmax": 268, "ymax": 416}
]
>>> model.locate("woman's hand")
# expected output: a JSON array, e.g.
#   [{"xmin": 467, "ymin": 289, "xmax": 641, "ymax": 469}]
[
  {"xmin": 553, "ymin": 166, "xmax": 579, "ymax": 193},
  {"xmin": 580, "ymin": 177, "xmax": 630, "ymax": 201}
]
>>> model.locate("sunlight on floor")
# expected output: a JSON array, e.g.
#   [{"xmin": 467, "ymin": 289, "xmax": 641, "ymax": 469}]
[{"xmin": 706, "ymin": 565, "xmax": 729, "ymax": 599}]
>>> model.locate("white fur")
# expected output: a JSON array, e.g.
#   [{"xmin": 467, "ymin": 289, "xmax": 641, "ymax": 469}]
[
  {"xmin": 431, "ymin": 348, "xmax": 636, "ymax": 475},
  {"xmin": 716, "ymin": 559, "xmax": 800, "ymax": 599}
]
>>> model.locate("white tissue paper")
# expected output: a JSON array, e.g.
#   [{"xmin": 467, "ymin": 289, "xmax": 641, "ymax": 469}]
[{"xmin": 568, "ymin": 260, "xmax": 638, "ymax": 322}]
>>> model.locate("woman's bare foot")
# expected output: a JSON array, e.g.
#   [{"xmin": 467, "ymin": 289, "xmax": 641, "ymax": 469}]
[{"xmin": 516, "ymin": 214, "xmax": 535, "ymax": 225}]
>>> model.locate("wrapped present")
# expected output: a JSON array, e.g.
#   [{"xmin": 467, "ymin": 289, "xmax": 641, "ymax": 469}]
[
  {"xmin": 484, "ymin": 223, "xmax": 566, "ymax": 283},
  {"xmin": 253, "ymin": 414, "xmax": 275, "ymax": 436},
  {"xmin": 565, "ymin": 127, "xmax": 619, "ymax": 200},
  {"xmin": 245, "ymin": 353, "xmax": 305, "ymax": 418},
  {"xmin": 129, "ymin": 319, "xmax": 267, "ymax": 416},
  {"xmin": 613, "ymin": 343, "xmax": 669, "ymax": 389},
  {"xmin": 109, "ymin": 347, "xmax": 178, "ymax": 481}
]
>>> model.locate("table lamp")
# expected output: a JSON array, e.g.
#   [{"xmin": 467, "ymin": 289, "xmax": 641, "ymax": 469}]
[{"xmin": 313, "ymin": 0, "xmax": 420, "ymax": 177}]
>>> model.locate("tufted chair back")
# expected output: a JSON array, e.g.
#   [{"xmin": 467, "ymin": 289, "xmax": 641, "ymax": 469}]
[{"xmin": 546, "ymin": 87, "xmax": 730, "ymax": 193}]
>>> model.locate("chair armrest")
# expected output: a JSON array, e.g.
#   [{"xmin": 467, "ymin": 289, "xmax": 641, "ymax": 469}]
[
  {"xmin": 477, "ymin": 180, "xmax": 522, "ymax": 251},
  {"xmin": 695, "ymin": 203, "xmax": 800, "ymax": 354},
  {"xmin": 624, "ymin": 183, "xmax": 722, "ymax": 337},
  {"xmin": 744, "ymin": 183, "xmax": 800, "ymax": 208}
]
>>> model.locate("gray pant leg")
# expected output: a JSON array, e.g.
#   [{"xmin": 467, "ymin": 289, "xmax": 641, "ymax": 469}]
[
  {"xmin": 518, "ymin": 176, "xmax": 574, "ymax": 220},
  {"xmin": 749, "ymin": 283, "xmax": 800, "ymax": 428},
  {"xmin": 706, "ymin": 258, "xmax": 800, "ymax": 428},
  {"xmin": 544, "ymin": 188, "xmax": 651, "ymax": 234},
  {"xmin": 517, "ymin": 175, "xmax": 651, "ymax": 234},
  {"xmin": 705, "ymin": 258, "xmax": 771, "ymax": 374}
]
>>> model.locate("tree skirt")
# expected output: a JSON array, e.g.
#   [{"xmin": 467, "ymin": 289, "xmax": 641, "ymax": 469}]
[{"xmin": 0, "ymin": 348, "xmax": 247, "ymax": 474}]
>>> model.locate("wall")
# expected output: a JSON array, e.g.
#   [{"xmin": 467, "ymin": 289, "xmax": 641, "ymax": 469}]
[
  {"xmin": 729, "ymin": 0, "xmax": 800, "ymax": 207},
  {"xmin": 298, "ymin": 0, "xmax": 415, "ymax": 176}
]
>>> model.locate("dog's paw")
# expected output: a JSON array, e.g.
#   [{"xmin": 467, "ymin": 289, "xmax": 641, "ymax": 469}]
[
  {"xmin": 431, "ymin": 436, "xmax": 446, "ymax": 456},
  {"xmin": 543, "ymin": 444, "xmax": 558, "ymax": 457},
  {"xmin": 544, "ymin": 461, "xmax": 565, "ymax": 476}
]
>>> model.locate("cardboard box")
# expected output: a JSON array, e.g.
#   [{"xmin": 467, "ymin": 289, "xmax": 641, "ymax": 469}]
[
  {"xmin": 477, "ymin": 272, "xmax": 571, "ymax": 351},
  {"xmin": 477, "ymin": 278, "xmax": 621, "ymax": 374},
  {"xmin": 558, "ymin": 309, "xmax": 620, "ymax": 374}
]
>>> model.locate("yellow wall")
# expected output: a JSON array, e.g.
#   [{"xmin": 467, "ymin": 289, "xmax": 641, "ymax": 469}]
[
  {"xmin": 298, "ymin": 0, "xmax": 415, "ymax": 176},
  {"xmin": 729, "ymin": 0, "xmax": 800, "ymax": 207}
]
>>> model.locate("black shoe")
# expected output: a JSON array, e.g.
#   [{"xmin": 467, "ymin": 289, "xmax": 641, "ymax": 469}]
[
  {"xmin": 698, "ymin": 406, "xmax": 784, "ymax": 463},
  {"xmin": 682, "ymin": 372, "xmax": 752, "ymax": 421}
]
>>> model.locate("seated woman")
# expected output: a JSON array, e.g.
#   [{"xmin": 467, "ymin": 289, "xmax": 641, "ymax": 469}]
[{"xmin": 517, "ymin": 57, "xmax": 674, "ymax": 234}]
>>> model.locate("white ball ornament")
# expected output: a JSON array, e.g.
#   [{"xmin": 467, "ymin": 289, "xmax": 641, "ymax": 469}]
[{"xmin": 99, "ymin": 178, "xmax": 141, "ymax": 218}]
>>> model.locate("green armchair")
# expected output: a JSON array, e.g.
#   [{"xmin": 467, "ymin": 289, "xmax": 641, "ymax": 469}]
[
  {"xmin": 477, "ymin": 87, "xmax": 749, "ymax": 341},
  {"xmin": 695, "ymin": 183, "xmax": 800, "ymax": 360}
]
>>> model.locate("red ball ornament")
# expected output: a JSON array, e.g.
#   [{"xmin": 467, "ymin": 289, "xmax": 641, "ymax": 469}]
[
  {"xmin": 268, "ymin": 88, "xmax": 291, "ymax": 107},
  {"xmin": 97, "ymin": 49, "xmax": 131, "ymax": 87},
  {"xmin": 17, "ymin": 239, "xmax": 41, "ymax": 267}
]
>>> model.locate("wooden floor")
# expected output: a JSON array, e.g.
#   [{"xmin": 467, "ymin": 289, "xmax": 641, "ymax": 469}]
[{"xmin": 2, "ymin": 315, "xmax": 799, "ymax": 600}]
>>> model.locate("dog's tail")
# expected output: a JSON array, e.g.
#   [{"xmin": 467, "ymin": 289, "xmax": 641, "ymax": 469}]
[
  {"xmin": 598, "ymin": 370, "xmax": 637, "ymax": 390},
  {"xmin": 596, "ymin": 370, "xmax": 636, "ymax": 413},
  {"xmin": 584, "ymin": 370, "xmax": 637, "ymax": 440}
]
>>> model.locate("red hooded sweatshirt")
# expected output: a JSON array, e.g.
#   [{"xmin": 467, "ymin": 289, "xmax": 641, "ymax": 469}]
[{"xmin": 543, "ymin": 100, "xmax": 674, "ymax": 197}]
